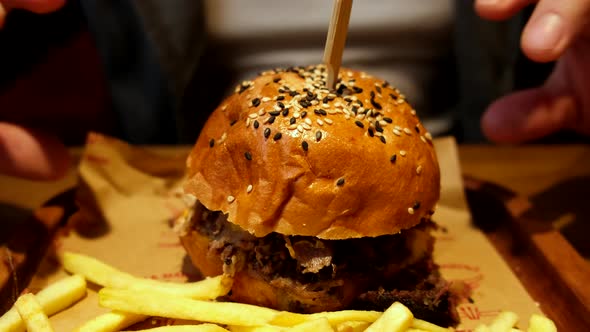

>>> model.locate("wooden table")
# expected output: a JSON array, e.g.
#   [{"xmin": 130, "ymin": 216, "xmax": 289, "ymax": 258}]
[{"xmin": 1, "ymin": 145, "xmax": 590, "ymax": 329}]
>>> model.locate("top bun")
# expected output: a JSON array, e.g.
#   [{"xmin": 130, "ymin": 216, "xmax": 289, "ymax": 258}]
[{"xmin": 184, "ymin": 65, "xmax": 440, "ymax": 239}]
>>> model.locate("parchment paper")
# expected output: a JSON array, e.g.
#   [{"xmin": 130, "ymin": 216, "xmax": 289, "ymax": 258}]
[{"xmin": 29, "ymin": 133, "xmax": 541, "ymax": 332}]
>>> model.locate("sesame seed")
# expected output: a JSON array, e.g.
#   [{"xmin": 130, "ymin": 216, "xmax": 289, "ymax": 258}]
[
  {"xmin": 393, "ymin": 129, "xmax": 401, "ymax": 136},
  {"xmin": 316, "ymin": 131, "xmax": 322, "ymax": 142},
  {"xmin": 227, "ymin": 195, "xmax": 235, "ymax": 203},
  {"xmin": 277, "ymin": 101, "xmax": 285, "ymax": 109},
  {"xmin": 247, "ymin": 184, "xmax": 253, "ymax": 193},
  {"xmin": 301, "ymin": 111, "xmax": 307, "ymax": 118},
  {"xmin": 368, "ymin": 128, "xmax": 374, "ymax": 137},
  {"xmin": 317, "ymin": 119, "xmax": 324, "ymax": 126},
  {"xmin": 415, "ymin": 125, "xmax": 420, "ymax": 133},
  {"xmin": 269, "ymin": 110, "xmax": 280, "ymax": 116},
  {"xmin": 416, "ymin": 165, "xmax": 422, "ymax": 175},
  {"xmin": 289, "ymin": 117, "xmax": 296, "ymax": 125},
  {"xmin": 336, "ymin": 178, "xmax": 345, "ymax": 186},
  {"xmin": 420, "ymin": 136, "xmax": 427, "ymax": 143},
  {"xmin": 273, "ymin": 133, "xmax": 282, "ymax": 141},
  {"xmin": 380, "ymin": 136, "xmax": 387, "ymax": 144},
  {"xmin": 244, "ymin": 151, "xmax": 252, "ymax": 160},
  {"xmin": 355, "ymin": 121, "xmax": 364, "ymax": 128},
  {"xmin": 262, "ymin": 97, "xmax": 271, "ymax": 102},
  {"xmin": 253, "ymin": 120, "xmax": 260, "ymax": 129},
  {"xmin": 268, "ymin": 116, "xmax": 276, "ymax": 124},
  {"xmin": 425, "ymin": 132, "xmax": 433, "ymax": 141},
  {"xmin": 264, "ymin": 128, "xmax": 271, "ymax": 139},
  {"xmin": 209, "ymin": 139, "xmax": 214, "ymax": 147},
  {"xmin": 324, "ymin": 118, "xmax": 333, "ymax": 125},
  {"xmin": 410, "ymin": 110, "xmax": 416, "ymax": 115},
  {"xmin": 282, "ymin": 108, "xmax": 289, "ymax": 116},
  {"xmin": 413, "ymin": 201, "xmax": 421, "ymax": 209},
  {"xmin": 249, "ymin": 113, "xmax": 258, "ymax": 119},
  {"xmin": 230, "ymin": 119, "xmax": 237, "ymax": 126},
  {"xmin": 258, "ymin": 109, "xmax": 266, "ymax": 116},
  {"xmin": 302, "ymin": 141, "xmax": 309, "ymax": 151},
  {"xmin": 297, "ymin": 125, "xmax": 304, "ymax": 133},
  {"xmin": 219, "ymin": 132, "xmax": 227, "ymax": 143},
  {"xmin": 404, "ymin": 128, "xmax": 412, "ymax": 135},
  {"xmin": 288, "ymin": 124, "xmax": 297, "ymax": 130},
  {"xmin": 276, "ymin": 95, "xmax": 285, "ymax": 100},
  {"xmin": 293, "ymin": 112, "xmax": 301, "ymax": 118},
  {"xmin": 383, "ymin": 117, "xmax": 393, "ymax": 123},
  {"xmin": 390, "ymin": 154, "xmax": 397, "ymax": 163},
  {"xmin": 251, "ymin": 98, "xmax": 261, "ymax": 107},
  {"xmin": 408, "ymin": 207, "xmax": 415, "ymax": 215},
  {"xmin": 302, "ymin": 123, "xmax": 312, "ymax": 130},
  {"xmin": 400, "ymin": 150, "xmax": 407, "ymax": 156}
]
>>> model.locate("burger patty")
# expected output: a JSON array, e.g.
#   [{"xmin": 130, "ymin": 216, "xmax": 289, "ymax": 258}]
[{"xmin": 187, "ymin": 203, "xmax": 458, "ymax": 326}]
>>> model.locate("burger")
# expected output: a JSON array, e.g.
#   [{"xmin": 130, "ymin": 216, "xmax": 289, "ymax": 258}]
[{"xmin": 176, "ymin": 65, "xmax": 459, "ymax": 326}]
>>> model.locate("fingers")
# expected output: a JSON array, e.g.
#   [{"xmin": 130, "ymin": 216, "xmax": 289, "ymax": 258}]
[
  {"xmin": 1, "ymin": 0, "xmax": 65, "ymax": 14},
  {"xmin": 481, "ymin": 88, "xmax": 577, "ymax": 143},
  {"xmin": 0, "ymin": 3, "xmax": 6, "ymax": 28},
  {"xmin": 0, "ymin": 122, "xmax": 71, "ymax": 180},
  {"xmin": 475, "ymin": 0, "xmax": 536, "ymax": 21},
  {"xmin": 520, "ymin": 0, "xmax": 590, "ymax": 62}
]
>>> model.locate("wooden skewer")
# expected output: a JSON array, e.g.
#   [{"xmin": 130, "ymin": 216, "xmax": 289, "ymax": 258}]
[{"xmin": 323, "ymin": 0, "xmax": 353, "ymax": 90}]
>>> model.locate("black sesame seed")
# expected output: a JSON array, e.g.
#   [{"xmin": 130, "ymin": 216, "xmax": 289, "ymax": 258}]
[
  {"xmin": 209, "ymin": 139, "xmax": 215, "ymax": 147},
  {"xmin": 370, "ymin": 91, "xmax": 375, "ymax": 98},
  {"xmin": 278, "ymin": 88, "xmax": 285, "ymax": 93},
  {"xmin": 368, "ymin": 128, "xmax": 374, "ymax": 137},
  {"xmin": 380, "ymin": 136, "xmax": 387, "ymax": 144},
  {"xmin": 277, "ymin": 101, "xmax": 285, "ymax": 109},
  {"xmin": 413, "ymin": 201, "xmax": 421, "ymax": 209},
  {"xmin": 390, "ymin": 154, "xmax": 397, "ymax": 163},
  {"xmin": 303, "ymin": 88, "xmax": 309, "ymax": 92},
  {"xmin": 415, "ymin": 125, "xmax": 420, "ymax": 133},
  {"xmin": 376, "ymin": 86, "xmax": 382, "ymax": 94},
  {"xmin": 301, "ymin": 111, "xmax": 307, "ymax": 118},
  {"xmin": 252, "ymin": 98, "xmax": 261, "ymax": 107},
  {"xmin": 273, "ymin": 77, "xmax": 281, "ymax": 83},
  {"xmin": 269, "ymin": 111, "xmax": 280, "ymax": 116},
  {"xmin": 353, "ymin": 86, "xmax": 363, "ymax": 94},
  {"xmin": 383, "ymin": 117, "xmax": 393, "ymax": 123},
  {"xmin": 314, "ymin": 109, "xmax": 322, "ymax": 115},
  {"xmin": 282, "ymin": 108, "xmax": 289, "ymax": 116},
  {"xmin": 277, "ymin": 95, "xmax": 285, "ymax": 101},
  {"xmin": 264, "ymin": 128, "xmax": 271, "ymax": 139},
  {"xmin": 371, "ymin": 99, "xmax": 382, "ymax": 110},
  {"xmin": 273, "ymin": 132, "xmax": 282, "ymax": 141},
  {"xmin": 316, "ymin": 131, "xmax": 322, "ymax": 142},
  {"xmin": 290, "ymin": 117, "xmax": 296, "ymax": 125},
  {"xmin": 268, "ymin": 116, "xmax": 277, "ymax": 124},
  {"xmin": 230, "ymin": 119, "xmax": 237, "ymax": 126},
  {"xmin": 355, "ymin": 121, "xmax": 364, "ymax": 128},
  {"xmin": 351, "ymin": 106, "xmax": 359, "ymax": 114},
  {"xmin": 244, "ymin": 151, "xmax": 252, "ymax": 160},
  {"xmin": 336, "ymin": 178, "xmax": 345, "ymax": 186},
  {"xmin": 289, "ymin": 91, "xmax": 299, "ymax": 97},
  {"xmin": 307, "ymin": 90, "xmax": 314, "ymax": 98},
  {"xmin": 253, "ymin": 120, "xmax": 260, "ymax": 129},
  {"xmin": 299, "ymin": 100, "xmax": 310, "ymax": 108},
  {"xmin": 382, "ymin": 81, "xmax": 390, "ymax": 88},
  {"xmin": 322, "ymin": 96, "xmax": 329, "ymax": 104},
  {"xmin": 319, "ymin": 109, "xmax": 327, "ymax": 116},
  {"xmin": 302, "ymin": 141, "xmax": 309, "ymax": 151},
  {"xmin": 389, "ymin": 93, "xmax": 398, "ymax": 100}
]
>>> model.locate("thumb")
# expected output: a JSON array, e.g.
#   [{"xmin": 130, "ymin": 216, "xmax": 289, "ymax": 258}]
[
  {"xmin": 0, "ymin": 123, "xmax": 70, "ymax": 180},
  {"xmin": 481, "ymin": 87, "xmax": 577, "ymax": 143}
]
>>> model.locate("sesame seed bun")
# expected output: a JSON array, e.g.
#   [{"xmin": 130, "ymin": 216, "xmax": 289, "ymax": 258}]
[{"xmin": 184, "ymin": 65, "xmax": 440, "ymax": 239}]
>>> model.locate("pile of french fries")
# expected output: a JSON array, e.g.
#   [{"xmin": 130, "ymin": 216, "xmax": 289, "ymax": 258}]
[{"xmin": 0, "ymin": 252, "xmax": 558, "ymax": 332}]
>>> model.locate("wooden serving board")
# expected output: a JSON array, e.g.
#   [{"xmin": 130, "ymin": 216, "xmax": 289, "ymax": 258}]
[{"xmin": 463, "ymin": 175, "xmax": 590, "ymax": 330}]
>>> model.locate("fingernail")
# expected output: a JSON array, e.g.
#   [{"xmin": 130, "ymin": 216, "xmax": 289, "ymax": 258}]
[{"xmin": 526, "ymin": 13, "xmax": 564, "ymax": 51}]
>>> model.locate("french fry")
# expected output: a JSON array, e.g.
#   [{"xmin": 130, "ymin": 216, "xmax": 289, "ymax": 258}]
[
  {"xmin": 99, "ymin": 288, "xmax": 278, "ymax": 326},
  {"xmin": 364, "ymin": 302, "xmax": 412, "ymax": 332},
  {"xmin": 73, "ymin": 311, "xmax": 146, "ymax": 332},
  {"xmin": 62, "ymin": 252, "xmax": 232, "ymax": 299},
  {"xmin": 129, "ymin": 324, "xmax": 230, "ymax": 332},
  {"xmin": 527, "ymin": 314, "xmax": 557, "ymax": 332},
  {"xmin": 14, "ymin": 293, "xmax": 54, "ymax": 332},
  {"xmin": 289, "ymin": 318, "xmax": 333, "ymax": 332},
  {"xmin": 489, "ymin": 311, "xmax": 519, "ymax": 332},
  {"xmin": 411, "ymin": 318, "xmax": 450, "ymax": 332},
  {"xmin": 334, "ymin": 320, "xmax": 370, "ymax": 332},
  {"xmin": 228, "ymin": 325, "xmax": 283, "ymax": 332},
  {"xmin": 0, "ymin": 275, "xmax": 86, "ymax": 332},
  {"xmin": 270, "ymin": 310, "xmax": 380, "ymax": 327}
]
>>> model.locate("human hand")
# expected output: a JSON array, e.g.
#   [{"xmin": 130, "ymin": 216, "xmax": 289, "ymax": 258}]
[
  {"xmin": 0, "ymin": 123, "xmax": 70, "ymax": 180},
  {"xmin": 0, "ymin": 0, "xmax": 65, "ymax": 28},
  {"xmin": 475, "ymin": 0, "xmax": 590, "ymax": 143}
]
